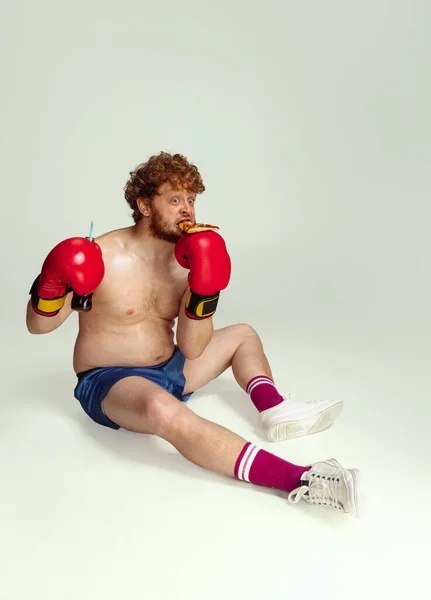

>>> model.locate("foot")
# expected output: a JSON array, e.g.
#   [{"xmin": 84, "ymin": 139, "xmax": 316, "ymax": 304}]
[
  {"xmin": 260, "ymin": 395, "xmax": 343, "ymax": 441},
  {"xmin": 287, "ymin": 458, "xmax": 363, "ymax": 518}
]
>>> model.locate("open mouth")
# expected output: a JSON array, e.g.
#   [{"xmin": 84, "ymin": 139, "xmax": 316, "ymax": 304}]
[
  {"xmin": 177, "ymin": 220, "xmax": 194, "ymax": 232},
  {"xmin": 178, "ymin": 221, "xmax": 219, "ymax": 234}
]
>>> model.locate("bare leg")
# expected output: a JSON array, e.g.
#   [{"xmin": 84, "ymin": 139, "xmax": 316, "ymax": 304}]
[
  {"xmin": 103, "ymin": 375, "xmax": 247, "ymax": 476},
  {"xmin": 101, "ymin": 375, "xmax": 361, "ymax": 518},
  {"xmin": 182, "ymin": 323, "xmax": 274, "ymax": 394},
  {"xmin": 230, "ymin": 325, "xmax": 273, "ymax": 390},
  {"xmin": 182, "ymin": 323, "xmax": 343, "ymax": 442}
]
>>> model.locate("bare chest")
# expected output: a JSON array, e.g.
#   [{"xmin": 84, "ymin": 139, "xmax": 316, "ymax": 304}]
[{"xmin": 91, "ymin": 256, "xmax": 188, "ymax": 322}]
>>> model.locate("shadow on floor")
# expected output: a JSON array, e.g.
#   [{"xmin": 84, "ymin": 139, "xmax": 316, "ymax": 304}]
[
  {"xmin": 13, "ymin": 367, "xmax": 269, "ymax": 488},
  {"xmin": 10, "ymin": 365, "xmax": 351, "ymax": 524}
]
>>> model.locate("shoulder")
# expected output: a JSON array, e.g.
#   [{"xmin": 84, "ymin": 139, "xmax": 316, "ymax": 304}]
[{"xmin": 94, "ymin": 227, "xmax": 133, "ymax": 254}]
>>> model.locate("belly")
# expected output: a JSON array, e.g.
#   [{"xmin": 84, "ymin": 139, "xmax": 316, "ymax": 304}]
[{"xmin": 73, "ymin": 318, "xmax": 176, "ymax": 372}]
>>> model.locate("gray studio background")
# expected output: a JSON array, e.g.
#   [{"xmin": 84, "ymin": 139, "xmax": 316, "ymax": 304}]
[{"xmin": 1, "ymin": 1, "xmax": 430, "ymax": 599}]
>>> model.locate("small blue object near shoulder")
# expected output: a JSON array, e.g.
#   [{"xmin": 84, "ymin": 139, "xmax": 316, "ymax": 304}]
[{"xmin": 88, "ymin": 220, "xmax": 94, "ymax": 242}]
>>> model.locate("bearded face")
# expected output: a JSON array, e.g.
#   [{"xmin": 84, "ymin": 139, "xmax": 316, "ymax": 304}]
[
  {"xmin": 138, "ymin": 182, "xmax": 196, "ymax": 243},
  {"xmin": 147, "ymin": 204, "xmax": 184, "ymax": 244}
]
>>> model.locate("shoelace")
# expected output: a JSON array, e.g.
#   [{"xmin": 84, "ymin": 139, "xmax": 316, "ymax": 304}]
[
  {"xmin": 288, "ymin": 476, "xmax": 345, "ymax": 511},
  {"xmin": 287, "ymin": 485, "xmax": 309, "ymax": 504}
]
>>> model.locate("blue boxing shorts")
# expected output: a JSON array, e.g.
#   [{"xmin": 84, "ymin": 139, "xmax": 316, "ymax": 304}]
[{"xmin": 73, "ymin": 345, "xmax": 192, "ymax": 430}]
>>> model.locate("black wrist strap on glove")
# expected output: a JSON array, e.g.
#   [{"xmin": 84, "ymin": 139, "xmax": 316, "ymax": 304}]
[
  {"xmin": 71, "ymin": 292, "xmax": 93, "ymax": 312},
  {"xmin": 185, "ymin": 290, "xmax": 220, "ymax": 319}
]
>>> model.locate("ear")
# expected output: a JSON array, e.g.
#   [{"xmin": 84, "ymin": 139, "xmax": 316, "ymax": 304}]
[{"xmin": 137, "ymin": 197, "xmax": 151, "ymax": 218}]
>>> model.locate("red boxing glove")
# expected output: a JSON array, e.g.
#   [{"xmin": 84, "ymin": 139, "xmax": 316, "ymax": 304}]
[
  {"xmin": 30, "ymin": 237, "xmax": 105, "ymax": 316},
  {"xmin": 175, "ymin": 231, "xmax": 231, "ymax": 319}
]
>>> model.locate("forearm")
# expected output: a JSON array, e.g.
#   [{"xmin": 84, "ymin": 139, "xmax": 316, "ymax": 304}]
[
  {"xmin": 176, "ymin": 289, "xmax": 214, "ymax": 359},
  {"xmin": 26, "ymin": 293, "xmax": 73, "ymax": 334}
]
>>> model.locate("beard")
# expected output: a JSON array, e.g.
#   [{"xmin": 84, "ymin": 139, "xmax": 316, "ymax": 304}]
[{"xmin": 148, "ymin": 208, "xmax": 183, "ymax": 244}]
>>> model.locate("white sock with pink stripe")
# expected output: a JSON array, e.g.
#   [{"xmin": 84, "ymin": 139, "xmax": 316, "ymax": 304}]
[
  {"xmin": 234, "ymin": 442, "xmax": 310, "ymax": 493},
  {"xmin": 246, "ymin": 375, "xmax": 284, "ymax": 412}
]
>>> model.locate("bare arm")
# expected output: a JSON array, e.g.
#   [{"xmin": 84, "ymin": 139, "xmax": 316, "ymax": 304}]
[
  {"xmin": 26, "ymin": 291, "xmax": 74, "ymax": 334},
  {"xmin": 176, "ymin": 287, "xmax": 213, "ymax": 359}
]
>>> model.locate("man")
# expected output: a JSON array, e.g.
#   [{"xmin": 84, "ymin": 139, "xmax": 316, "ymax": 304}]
[{"xmin": 26, "ymin": 151, "xmax": 363, "ymax": 518}]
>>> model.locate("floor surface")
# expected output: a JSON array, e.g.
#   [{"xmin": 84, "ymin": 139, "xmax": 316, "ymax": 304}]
[{"xmin": 2, "ymin": 324, "xmax": 429, "ymax": 600}]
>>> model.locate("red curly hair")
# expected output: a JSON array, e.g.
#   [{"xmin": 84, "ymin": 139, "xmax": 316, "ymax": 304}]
[{"xmin": 124, "ymin": 151, "xmax": 206, "ymax": 223}]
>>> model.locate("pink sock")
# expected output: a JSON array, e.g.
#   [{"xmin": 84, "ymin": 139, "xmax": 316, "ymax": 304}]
[
  {"xmin": 246, "ymin": 375, "xmax": 284, "ymax": 412},
  {"xmin": 234, "ymin": 442, "xmax": 311, "ymax": 493}
]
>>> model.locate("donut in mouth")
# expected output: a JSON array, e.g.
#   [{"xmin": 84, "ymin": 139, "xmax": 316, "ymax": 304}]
[{"xmin": 178, "ymin": 220, "xmax": 220, "ymax": 234}]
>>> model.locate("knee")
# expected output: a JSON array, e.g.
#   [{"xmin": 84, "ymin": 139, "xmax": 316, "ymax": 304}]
[
  {"xmin": 236, "ymin": 323, "xmax": 261, "ymax": 343},
  {"xmin": 137, "ymin": 394, "xmax": 183, "ymax": 438}
]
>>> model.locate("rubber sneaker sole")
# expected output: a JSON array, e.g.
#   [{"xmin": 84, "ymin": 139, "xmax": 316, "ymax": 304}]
[
  {"xmin": 346, "ymin": 467, "xmax": 363, "ymax": 519},
  {"xmin": 266, "ymin": 401, "xmax": 344, "ymax": 441}
]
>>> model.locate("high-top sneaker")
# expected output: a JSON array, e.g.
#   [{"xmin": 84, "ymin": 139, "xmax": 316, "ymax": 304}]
[{"xmin": 287, "ymin": 458, "xmax": 363, "ymax": 518}]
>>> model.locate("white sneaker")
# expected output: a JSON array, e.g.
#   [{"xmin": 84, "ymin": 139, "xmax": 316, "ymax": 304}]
[
  {"xmin": 260, "ymin": 394, "xmax": 343, "ymax": 441},
  {"xmin": 287, "ymin": 458, "xmax": 363, "ymax": 518}
]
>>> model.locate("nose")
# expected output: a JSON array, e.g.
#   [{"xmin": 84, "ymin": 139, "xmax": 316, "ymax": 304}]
[{"xmin": 179, "ymin": 201, "xmax": 193, "ymax": 216}]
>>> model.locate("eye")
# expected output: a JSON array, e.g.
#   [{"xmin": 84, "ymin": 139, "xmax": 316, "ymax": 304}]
[
  {"xmin": 188, "ymin": 198, "xmax": 195, "ymax": 206},
  {"xmin": 171, "ymin": 197, "xmax": 179, "ymax": 204}
]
